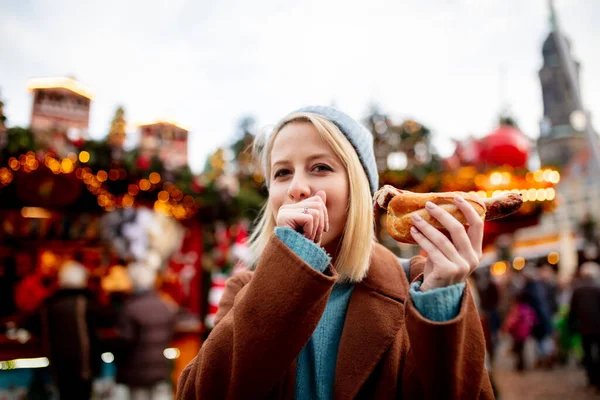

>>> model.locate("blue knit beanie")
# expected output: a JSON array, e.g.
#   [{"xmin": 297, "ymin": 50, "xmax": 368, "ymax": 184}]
[{"xmin": 265, "ymin": 105, "xmax": 379, "ymax": 195}]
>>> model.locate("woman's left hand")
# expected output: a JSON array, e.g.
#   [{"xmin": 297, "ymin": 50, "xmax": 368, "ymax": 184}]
[{"xmin": 409, "ymin": 195, "xmax": 484, "ymax": 292}]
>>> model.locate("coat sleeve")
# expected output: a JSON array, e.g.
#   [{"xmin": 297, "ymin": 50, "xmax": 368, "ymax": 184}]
[
  {"xmin": 213, "ymin": 270, "xmax": 254, "ymax": 327},
  {"xmin": 402, "ymin": 256, "xmax": 494, "ymax": 400},
  {"xmin": 176, "ymin": 234, "xmax": 338, "ymax": 400}
]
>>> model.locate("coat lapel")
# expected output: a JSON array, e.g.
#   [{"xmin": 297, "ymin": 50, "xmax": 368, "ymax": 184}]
[{"xmin": 334, "ymin": 244, "xmax": 409, "ymax": 399}]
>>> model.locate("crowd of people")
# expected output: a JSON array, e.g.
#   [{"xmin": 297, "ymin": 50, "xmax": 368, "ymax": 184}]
[
  {"xmin": 472, "ymin": 257, "xmax": 600, "ymax": 393},
  {"xmin": 18, "ymin": 261, "xmax": 177, "ymax": 400}
]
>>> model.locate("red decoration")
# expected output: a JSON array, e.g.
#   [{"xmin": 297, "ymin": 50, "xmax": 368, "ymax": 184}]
[
  {"xmin": 72, "ymin": 138, "xmax": 85, "ymax": 148},
  {"xmin": 14, "ymin": 274, "xmax": 56, "ymax": 312},
  {"xmin": 204, "ymin": 221, "xmax": 251, "ymax": 329},
  {"xmin": 479, "ymin": 125, "xmax": 530, "ymax": 168},
  {"xmin": 165, "ymin": 219, "xmax": 203, "ymax": 315},
  {"xmin": 192, "ymin": 177, "xmax": 204, "ymax": 193},
  {"xmin": 136, "ymin": 155, "xmax": 151, "ymax": 170},
  {"xmin": 205, "ymin": 272, "xmax": 227, "ymax": 328}
]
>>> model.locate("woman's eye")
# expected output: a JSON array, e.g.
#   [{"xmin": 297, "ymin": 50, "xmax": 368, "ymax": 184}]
[
  {"xmin": 273, "ymin": 169, "xmax": 290, "ymax": 179},
  {"xmin": 313, "ymin": 164, "xmax": 333, "ymax": 172}
]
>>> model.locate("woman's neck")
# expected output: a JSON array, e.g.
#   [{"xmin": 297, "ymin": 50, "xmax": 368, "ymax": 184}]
[{"xmin": 323, "ymin": 237, "xmax": 342, "ymax": 267}]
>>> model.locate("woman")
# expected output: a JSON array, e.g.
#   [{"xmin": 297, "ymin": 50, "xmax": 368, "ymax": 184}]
[{"xmin": 177, "ymin": 106, "xmax": 493, "ymax": 399}]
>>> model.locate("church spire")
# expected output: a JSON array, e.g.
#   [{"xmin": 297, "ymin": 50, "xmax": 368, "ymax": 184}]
[{"xmin": 548, "ymin": 0, "xmax": 558, "ymax": 32}]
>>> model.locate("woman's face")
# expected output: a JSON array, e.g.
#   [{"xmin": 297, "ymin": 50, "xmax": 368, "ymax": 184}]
[{"xmin": 269, "ymin": 122, "xmax": 349, "ymax": 247}]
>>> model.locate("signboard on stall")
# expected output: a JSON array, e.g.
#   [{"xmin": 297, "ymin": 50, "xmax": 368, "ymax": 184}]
[
  {"xmin": 139, "ymin": 121, "xmax": 189, "ymax": 170},
  {"xmin": 27, "ymin": 77, "xmax": 92, "ymax": 141}
]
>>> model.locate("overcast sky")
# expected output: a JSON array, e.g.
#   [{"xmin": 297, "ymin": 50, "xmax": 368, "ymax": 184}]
[{"xmin": 2, "ymin": 0, "xmax": 599, "ymax": 172}]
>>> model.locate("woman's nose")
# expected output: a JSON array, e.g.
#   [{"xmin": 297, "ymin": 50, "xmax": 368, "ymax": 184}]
[{"xmin": 287, "ymin": 175, "xmax": 311, "ymax": 201}]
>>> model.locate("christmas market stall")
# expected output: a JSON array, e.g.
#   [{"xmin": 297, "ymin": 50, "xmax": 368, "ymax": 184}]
[{"xmin": 0, "ymin": 80, "xmax": 266, "ymax": 395}]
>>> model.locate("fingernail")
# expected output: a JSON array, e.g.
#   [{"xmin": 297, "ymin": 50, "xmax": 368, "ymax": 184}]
[
  {"xmin": 425, "ymin": 201, "xmax": 436, "ymax": 209},
  {"xmin": 454, "ymin": 195, "xmax": 464, "ymax": 203},
  {"xmin": 411, "ymin": 213, "xmax": 423, "ymax": 222},
  {"xmin": 410, "ymin": 227, "xmax": 419, "ymax": 235}
]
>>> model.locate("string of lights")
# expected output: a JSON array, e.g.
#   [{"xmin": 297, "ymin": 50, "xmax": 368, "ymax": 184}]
[{"xmin": 1, "ymin": 150, "xmax": 199, "ymax": 220}]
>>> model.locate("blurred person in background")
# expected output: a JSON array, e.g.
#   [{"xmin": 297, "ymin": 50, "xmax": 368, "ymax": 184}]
[
  {"xmin": 521, "ymin": 265, "xmax": 555, "ymax": 368},
  {"xmin": 503, "ymin": 290, "xmax": 537, "ymax": 371},
  {"xmin": 114, "ymin": 263, "xmax": 177, "ymax": 400},
  {"xmin": 553, "ymin": 270, "xmax": 581, "ymax": 366},
  {"xmin": 502, "ymin": 265, "xmax": 526, "ymax": 315},
  {"xmin": 0, "ymin": 256, "xmax": 17, "ymax": 319},
  {"xmin": 469, "ymin": 276, "xmax": 500, "ymax": 398},
  {"xmin": 569, "ymin": 261, "xmax": 600, "ymax": 391},
  {"xmin": 538, "ymin": 261, "xmax": 560, "ymax": 367},
  {"xmin": 474, "ymin": 267, "xmax": 501, "ymax": 362},
  {"xmin": 538, "ymin": 262, "xmax": 559, "ymax": 317},
  {"xmin": 25, "ymin": 260, "xmax": 101, "ymax": 400}
]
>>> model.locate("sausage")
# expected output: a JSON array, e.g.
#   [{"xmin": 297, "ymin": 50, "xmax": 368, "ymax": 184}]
[{"xmin": 484, "ymin": 192, "xmax": 524, "ymax": 220}]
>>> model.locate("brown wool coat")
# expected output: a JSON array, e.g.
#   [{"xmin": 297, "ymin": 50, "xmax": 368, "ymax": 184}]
[{"xmin": 177, "ymin": 235, "xmax": 494, "ymax": 399}]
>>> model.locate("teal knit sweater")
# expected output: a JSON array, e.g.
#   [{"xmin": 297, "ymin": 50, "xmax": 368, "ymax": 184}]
[{"xmin": 274, "ymin": 227, "xmax": 465, "ymax": 400}]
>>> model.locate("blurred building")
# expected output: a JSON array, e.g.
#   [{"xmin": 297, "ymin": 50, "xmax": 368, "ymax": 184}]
[
  {"xmin": 559, "ymin": 150, "xmax": 600, "ymax": 225},
  {"xmin": 139, "ymin": 121, "xmax": 189, "ymax": 170},
  {"xmin": 26, "ymin": 77, "xmax": 93, "ymax": 142},
  {"xmin": 537, "ymin": 4, "xmax": 596, "ymax": 170},
  {"xmin": 554, "ymin": 146, "xmax": 600, "ymax": 268},
  {"xmin": 538, "ymin": 3, "xmax": 600, "ymax": 251}
]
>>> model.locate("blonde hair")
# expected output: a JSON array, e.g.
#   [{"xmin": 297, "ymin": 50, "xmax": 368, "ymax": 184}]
[{"xmin": 249, "ymin": 113, "xmax": 374, "ymax": 282}]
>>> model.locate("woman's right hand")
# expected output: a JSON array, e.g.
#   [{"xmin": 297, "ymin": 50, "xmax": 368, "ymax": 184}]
[{"xmin": 276, "ymin": 190, "xmax": 329, "ymax": 245}]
